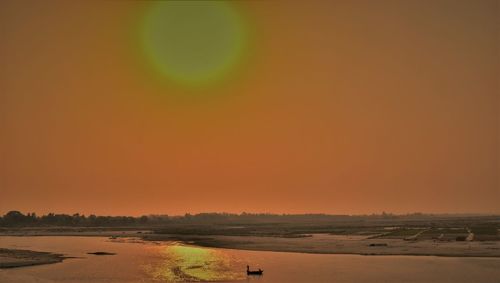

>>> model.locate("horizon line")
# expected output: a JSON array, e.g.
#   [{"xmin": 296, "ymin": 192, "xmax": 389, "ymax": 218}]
[{"xmin": 2, "ymin": 210, "xmax": 500, "ymax": 218}]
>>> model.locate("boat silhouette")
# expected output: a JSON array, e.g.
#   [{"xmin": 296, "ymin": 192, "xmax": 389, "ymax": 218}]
[{"xmin": 247, "ymin": 265, "xmax": 263, "ymax": 275}]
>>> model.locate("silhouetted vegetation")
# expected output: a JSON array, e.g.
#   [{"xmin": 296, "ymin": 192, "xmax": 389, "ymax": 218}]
[
  {"xmin": 0, "ymin": 211, "xmax": 165, "ymax": 227},
  {"xmin": 1, "ymin": 211, "xmax": 499, "ymax": 234}
]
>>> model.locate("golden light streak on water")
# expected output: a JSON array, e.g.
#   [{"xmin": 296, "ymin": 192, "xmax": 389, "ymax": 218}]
[{"xmin": 144, "ymin": 244, "xmax": 246, "ymax": 282}]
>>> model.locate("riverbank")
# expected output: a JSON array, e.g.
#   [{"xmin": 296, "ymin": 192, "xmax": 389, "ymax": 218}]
[
  {"xmin": 0, "ymin": 248, "xmax": 66, "ymax": 268},
  {"xmin": 143, "ymin": 233, "xmax": 500, "ymax": 258},
  {"xmin": 2, "ymin": 228, "xmax": 500, "ymax": 258}
]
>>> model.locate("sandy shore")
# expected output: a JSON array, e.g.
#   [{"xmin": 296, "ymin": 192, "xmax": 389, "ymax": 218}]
[
  {"xmin": 0, "ymin": 248, "xmax": 66, "ymax": 268},
  {"xmin": 2, "ymin": 230, "xmax": 500, "ymax": 258},
  {"xmin": 143, "ymin": 234, "xmax": 500, "ymax": 257}
]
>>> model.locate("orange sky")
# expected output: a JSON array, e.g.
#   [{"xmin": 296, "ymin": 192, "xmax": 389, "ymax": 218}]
[{"xmin": 0, "ymin": 0, "xmax": 498, "ymax": 216}]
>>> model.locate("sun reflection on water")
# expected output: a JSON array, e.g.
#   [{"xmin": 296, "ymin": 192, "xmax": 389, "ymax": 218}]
[{"xmin": 145, "ymin": 244, "xmax": 246, "ymax": 282}]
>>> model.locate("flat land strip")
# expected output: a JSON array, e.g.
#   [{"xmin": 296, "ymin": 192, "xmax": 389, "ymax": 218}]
[{"xmin": 0, "ymin": 248, "xmax": 65, "ymax": 268}]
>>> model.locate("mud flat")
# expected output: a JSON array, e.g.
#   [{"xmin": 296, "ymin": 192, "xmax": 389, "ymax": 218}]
[
  {"xmin": 0, "ymin": 248, "xmax": 66, "ymax": 268},
  {"xmin": 143, "ymin": 234, "xmax": 500, "ymax": 257}
]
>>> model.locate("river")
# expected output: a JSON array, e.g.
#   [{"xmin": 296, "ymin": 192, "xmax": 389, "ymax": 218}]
[{"xmin": 1, "ymin": 236, "xmax": 499, "ymax": 282}]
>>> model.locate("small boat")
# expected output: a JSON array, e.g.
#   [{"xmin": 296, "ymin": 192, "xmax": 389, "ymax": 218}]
[{"xmin": 247, "ymin": 265, "xmax": 263, "ymax": 275}]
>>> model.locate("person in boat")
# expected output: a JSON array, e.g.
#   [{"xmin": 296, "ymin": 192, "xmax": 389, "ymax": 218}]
[{"xmin": 247, "ymin": 265, "xmax": 263, "ymax": 275}]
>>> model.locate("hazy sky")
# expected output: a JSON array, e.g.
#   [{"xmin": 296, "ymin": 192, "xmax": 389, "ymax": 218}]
[{"xmin": 1, "ymin": 0, "xmax": 498, "ymax": 216}]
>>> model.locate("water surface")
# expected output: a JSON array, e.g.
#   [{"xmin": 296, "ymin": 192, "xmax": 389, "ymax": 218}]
[{"xmin": 1, "ymin": 236, "xmax": 499, "ymax": 283}]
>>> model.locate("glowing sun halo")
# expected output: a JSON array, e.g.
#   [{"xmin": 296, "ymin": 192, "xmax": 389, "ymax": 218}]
[{"xmin": 142, "ymin": 1, "xmax": 247, "ymax": 87}]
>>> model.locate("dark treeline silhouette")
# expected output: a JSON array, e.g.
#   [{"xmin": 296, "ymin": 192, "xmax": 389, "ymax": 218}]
[
  {"xmin": 0, "ymin": 211, "xmax": 157, "ymax": 227},
  {"xmin": 1, "ymin": 210, "xmax": 497, "ymax": 228}
]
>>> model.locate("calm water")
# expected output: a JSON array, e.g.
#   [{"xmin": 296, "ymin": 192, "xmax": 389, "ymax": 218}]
[{"xmin": 1, "ymin": 236, "xmax": 499, "ymax": 283}]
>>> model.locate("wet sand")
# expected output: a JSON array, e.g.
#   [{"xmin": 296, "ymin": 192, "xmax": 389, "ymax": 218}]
[
  {"xmin": 0, "ymin": 248, "xmax": 66, "ymax": 268},
  {"xmin": 143, "ymin": 234, "xmax": 500, "ymax": 258}
]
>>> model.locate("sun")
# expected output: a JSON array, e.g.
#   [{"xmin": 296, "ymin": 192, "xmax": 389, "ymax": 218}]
[{"xmin": 142, "ymin": 1, "xmax": 247, "ymax": 87}]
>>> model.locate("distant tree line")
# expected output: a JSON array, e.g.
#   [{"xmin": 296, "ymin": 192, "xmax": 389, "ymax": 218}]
[
  {"xmin": 0, "ymin": 211, "xmax": 148, "ymax": 227},
  {"xmin": 1, "ymin": 210, "xmax": 497, "ymax": 227}
]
